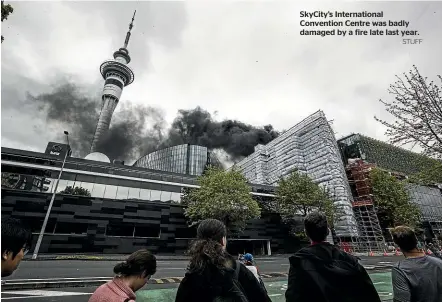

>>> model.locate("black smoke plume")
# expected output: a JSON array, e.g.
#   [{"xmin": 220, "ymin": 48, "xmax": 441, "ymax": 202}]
[
  {"xmin": 28, "ymin": 82, "xmax": 279, "ymax": 163},
  {"xmin": 161, "ymin": 107, "xmax": 279, "ymax": 159}
]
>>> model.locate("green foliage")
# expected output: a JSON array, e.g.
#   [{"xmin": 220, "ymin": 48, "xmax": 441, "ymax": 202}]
[
  {"xmin": 1, "ymin": 1, "xmax": 14, "ymax": 43},
  {"xmin": 275, "ymin": 170, "xmax": 337, "ymax": 233},
  {"xmin": 59, "ymin": 186, "xmax": 92, "ymax": 197},
  {"xmin": 370, "ymin": 167, "xmax": 421, "ymax": 229},
  {"xmin": 184, "ymin": 167, "xmax": 261, "ymax": 231},
  {"xmin": 408, "ymin": 161, "xmax": 442, "ymax": 186},
  {"xmin": 358, "ymin": 135, "xmax": 439, "ymax": 175}
]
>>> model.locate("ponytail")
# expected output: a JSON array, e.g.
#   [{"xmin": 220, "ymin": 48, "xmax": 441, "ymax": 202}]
[
  {"xmin": 188, "ymin": 238, "xmax": 229, "ymax": 273},
  {"xmin": 114, "ymin": 261, "xmax": 132, "ymax": 275}
]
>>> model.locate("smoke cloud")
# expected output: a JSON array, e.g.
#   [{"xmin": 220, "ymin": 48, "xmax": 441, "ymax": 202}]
[
  {"xmin": 161, "ymin": 107, "xmax": 280, "ymax": 159},
  {"xmin": 27, "ymin": 81, "xmax": 280, "ymax": 163}
]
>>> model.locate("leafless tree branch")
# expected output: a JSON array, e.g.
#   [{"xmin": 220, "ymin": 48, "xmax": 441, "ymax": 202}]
[{"xmin": 374, "ymin": 66, "xmax": 442, "ymax": 159}]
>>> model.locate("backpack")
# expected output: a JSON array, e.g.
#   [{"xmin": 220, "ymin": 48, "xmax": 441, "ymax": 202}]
[{"xmin": 212, "ymin": 261, "xmax": 249, "ymax": 302}]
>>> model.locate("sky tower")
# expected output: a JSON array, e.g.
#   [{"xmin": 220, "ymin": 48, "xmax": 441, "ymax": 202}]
[{"xmin": 89, "ymin": 11, "xmax": 136, "ymax": 154}]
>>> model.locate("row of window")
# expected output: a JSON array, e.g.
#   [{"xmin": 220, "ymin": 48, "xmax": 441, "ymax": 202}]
[
  {"xmin": 2, "ymin": 153, "xmax": 198, "ymax": 185},
  {"xmin": 20, "ymin": 216, "xmax": 197, "ymax": 239},
  {"xmin": 134, "ymin": 145, "xmax": 210, "ymax": 176},
  {"xmin": 23, "ymin": 218, "xmax": 164, "ymax": 238},
  {"xmin": 53, "ymin": 179, "xmax": 182, "ymax": 202}
]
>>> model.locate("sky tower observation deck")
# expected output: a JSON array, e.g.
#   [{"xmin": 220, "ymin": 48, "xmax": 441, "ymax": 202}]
[{"xmin": 89, "ymin": 11, "xmax": 136, "ymax": 154}]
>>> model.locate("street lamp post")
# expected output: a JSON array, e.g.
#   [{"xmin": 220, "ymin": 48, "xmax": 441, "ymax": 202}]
[{"xmin": 32, "ymin": 131, "xmax": 70, "ymax": 259}]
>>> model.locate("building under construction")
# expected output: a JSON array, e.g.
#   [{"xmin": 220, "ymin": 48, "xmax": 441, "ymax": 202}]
[
  {"xmin": 338, "ymin": 133, "xmax": 442, "ymax": 251},
  {"xmin": 345, "ymin": 159, "xmax": 386, "ymax": 252}
]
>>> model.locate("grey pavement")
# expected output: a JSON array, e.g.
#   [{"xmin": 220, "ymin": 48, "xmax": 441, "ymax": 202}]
[
  {"xmin": 1, "ymin": 257, "xmax": 399, "ymax": 301},
  {"xmin": 10, "ymin": 255, "xmax": 401, "ymax": 281}
]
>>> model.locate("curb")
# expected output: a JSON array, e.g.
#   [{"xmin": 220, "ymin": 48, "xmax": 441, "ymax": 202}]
[{"xmin": 2, "ymin": 266, "xmax": 392, "ymax": 291}]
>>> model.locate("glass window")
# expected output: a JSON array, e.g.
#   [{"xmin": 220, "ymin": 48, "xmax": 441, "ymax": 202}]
[
  {"xmin": 104, "ymin": 185, "xmax": 118, "ymax": 199},
  {"xmin": 116, "ymin": 186, "xmax": 129, "ymax": 200},
  {"xmin": 170, "ymin": 192, "xmax": 181, "ymax": 203},
  {"xmin": 54, "ymin": 222, "xmax": 88, "ymax": 234},
  {"xmin": 139, "ymin": 189, "xmax": 151, "ymax": 200},
  {"xmin": 150, "ymin": 190, "xmax": 162, "ymax": 201},
  {"xmin": 78, "ymin": 182, "xmax": 94, "ymax": 194},
  {"xmin": 106, "ymin": 224, "xmax": 134, "ymax": 237},
  {"xmin": 55, "ymin": 179, "xmax": 68, "ymax": 193},
  {"xmin": 134, "ymin": 225, "xmax": 160, "ymax": 238},
  {"xmin": 91, "ymin": 183, "xmax": 106, "ymax": 198},
  {"xmin": 128, "ymin": 187, "xmax": 140, "ymax": 199},
  {"xmin": 160, "ymin": 191, "xmax": 171, "ymax": 202},
  {"xmin": 65, "ymin": 180, "xmax": 75, "ymax": 191}
]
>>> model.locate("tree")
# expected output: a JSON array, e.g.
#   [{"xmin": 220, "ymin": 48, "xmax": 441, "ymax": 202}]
[
  {"xmin": 370, "ymin": 167, "xmax": 421, "ymax": 229},
  {"xmin": 374, "ymin": 66, "xmax": 442, "ymax": 159},
  {"xmin": 59, "ymin": 186, "xmax": 92, "ymax": 197},
  {"xmin": 275, "ymin": 170, "xmax": 337, "ymax": 236},
  {"xmin": 1, "ymin": 1, "xmax": 14, "ymax": 43},
  {"xmin": 184, "ymin": 167, "xmax": 261, "ymax": 231}
]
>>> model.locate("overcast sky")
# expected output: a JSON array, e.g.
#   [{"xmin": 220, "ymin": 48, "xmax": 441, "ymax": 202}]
[{"xmin": 2, "ymin": 1, "xmax": 441, "ymax": 156}]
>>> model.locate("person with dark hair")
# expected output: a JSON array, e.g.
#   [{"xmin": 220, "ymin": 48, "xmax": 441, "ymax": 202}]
[
  {"xmin": 175, "ymin": 218, "xmax": 271, "ymax": 302},
  {"xmin": 391, "ymin": 226, "xmax": 442, "ymax": 302},
  {"xmin": 285, "ymin": 211, "xmax": 381, "ymax": 302},
  {"xmin": 89, "ymin": 249, "xmax": 156, "ymax": 302},
  {"xmin": 1, "ymin": 217, "xmax": 32, "ymax": 278}
]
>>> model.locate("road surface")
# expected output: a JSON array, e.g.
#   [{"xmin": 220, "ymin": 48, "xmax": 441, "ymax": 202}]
[
  {"xmin": 8, "ymin": 256, "xmax": 401, "ymax": 280},
  {"xmin": 1, "ymin": 273, "xmax": 394, "ymax": 302}
]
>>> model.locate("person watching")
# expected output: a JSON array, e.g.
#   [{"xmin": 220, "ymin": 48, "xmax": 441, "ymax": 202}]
[
  {"xmin": 1, "ymin": 217, "xmax": 32, "ymax": 278},
  {"xmin": 89, "ymin": 249, "xmax": 156, "ymax": 302},
  {"xmin": 285, "ymin": 211, "xmax": 381, "ymax": 302},
  {"xmin": 175, "ymin": 218, "xmax": 271, "ymax": 302},
  {"xmin": 391, "ymin": 226, "xmax": 442, "ymax": 302}
]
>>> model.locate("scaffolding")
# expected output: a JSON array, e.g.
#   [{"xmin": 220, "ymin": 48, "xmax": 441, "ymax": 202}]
[{"xmin": 345, "ymin": 159, "xmax": 386, "ymax": 252}]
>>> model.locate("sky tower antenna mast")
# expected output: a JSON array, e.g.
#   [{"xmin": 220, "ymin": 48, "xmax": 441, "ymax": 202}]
[{"xmin": 89, "ymin": 10, "xmax": 136, "ymax": 155}]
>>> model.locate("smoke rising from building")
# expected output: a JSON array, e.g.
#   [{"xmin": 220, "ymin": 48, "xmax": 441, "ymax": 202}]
[{"xmin": 28, "ymin": 81, "xmax": 280, "ymax": 163}]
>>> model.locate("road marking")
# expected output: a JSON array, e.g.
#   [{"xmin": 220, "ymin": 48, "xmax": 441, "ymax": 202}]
[
  {"xmin": 269, "ymin": 294, "xmax": 282, "ymax": 297},
  {"xmin": 165, "ymin": 278, "xmax": 176, "ymax": 283},
  {"xmin": 373, "ymin": 282, "xmax": 386, "ymax": 285},
  {"xmin": 1, "ymin": 290, "xmax": 91, "ymax": 299},
  {"xmin": 7, "ymin": 277, "xmax": 111, "ymax": 282}
]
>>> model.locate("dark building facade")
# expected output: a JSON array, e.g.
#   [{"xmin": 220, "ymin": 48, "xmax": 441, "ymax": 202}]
[{"xmin": 1, "ymin": 144, "xmax": 296, "ymax": 255}]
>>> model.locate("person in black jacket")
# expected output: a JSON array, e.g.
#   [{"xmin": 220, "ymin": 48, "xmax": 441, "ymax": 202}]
[
  {"xmin": 285, "ymin": 211, "xmax": 381, "ymax": 302},
  {"xmin": 175, "ymin": 219, "xmax": 271, "ymax": 302}
]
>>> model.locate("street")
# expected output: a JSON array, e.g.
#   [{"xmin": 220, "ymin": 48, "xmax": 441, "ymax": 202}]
[
  {"xmin": 8, "ymin": 255, "xmax": 401, "ymax": 280},
  {"xmin": 1, "ymin": 274, "xmax": 394, "ymax": 302},
  {"xmin": 1, "ymin": 256, "xmax": 399, "ymax": 301}
]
